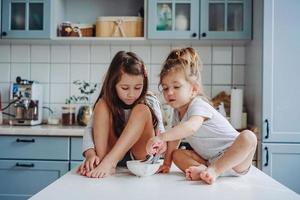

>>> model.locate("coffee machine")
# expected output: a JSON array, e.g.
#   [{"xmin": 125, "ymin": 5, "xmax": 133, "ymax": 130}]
[{"xmin": 10, "ymin": 77, "xmax": 43, "ymax": 125}]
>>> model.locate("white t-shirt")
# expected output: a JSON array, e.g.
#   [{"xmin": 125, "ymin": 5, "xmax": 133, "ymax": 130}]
[
  {"xmin": 82, "ymin": 94, "xmax": 165, "ymax": 153},
  {"xmin": 172, "ymin": 97, "xmax": 239, "ymax": 160}
]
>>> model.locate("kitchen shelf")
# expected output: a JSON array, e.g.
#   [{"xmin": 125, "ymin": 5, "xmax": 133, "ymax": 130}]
[
  {"xmin": 0, "ymin": 37, "xmax": 251, "ymax": 46},
  {"xmin": 50, "ymin": 36, "xmax": 148, "ymax": 45},
  {"xmin": 52, "ymin": 37, "xmax": 146, "ymax": 41}
]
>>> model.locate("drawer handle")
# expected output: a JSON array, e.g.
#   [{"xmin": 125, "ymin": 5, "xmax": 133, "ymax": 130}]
[
  {"xmin": 264, "ymin": 147, "xmax": 269, "ymax": 167},
  {"xmin": 15, "ymin": 163, "xmax": 35, "ymax": 168},
  {"xmin": 264, "ymin": 119, "xmax": 270, "ymax": 139},
  {"xmin": 16, "ymin": 138, "xmax": 35, "ymax": 143}
]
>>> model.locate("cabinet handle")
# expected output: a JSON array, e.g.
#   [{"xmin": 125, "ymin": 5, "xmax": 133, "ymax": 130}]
[
  {"xmin": 201, "ymin": 32, "xmax": 207, "ymax": 37},
  {"xmin": 16, "ymin": 163, "xmax": 35, "ymax": 168},
  {"xmin": 16, "ymin": 138, "xmax": 35, "ymax": 143},
  {"xmin": 264, "ymin": 147, "xmax": 269, "ymax": 166},
  {"xmin": 192, "ymin": 33, "xmax": 197, "ymax": 38},
  {"xmin": 264, "ymin": 119, "xmax": 269, "ymax": 139},
  {"xmin": 2, "ymin": 32, "xmax": 7, "ymax": 36}
]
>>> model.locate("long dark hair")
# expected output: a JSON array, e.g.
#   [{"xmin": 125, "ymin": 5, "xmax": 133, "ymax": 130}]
[{"xmin": 94, "ymin": 51, "xmax": 158, "ymax": 137}]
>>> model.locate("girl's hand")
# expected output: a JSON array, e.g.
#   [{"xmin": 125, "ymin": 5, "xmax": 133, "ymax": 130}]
[
  {"xmin": 146, "ymin": 136, "xmax": 166, "ymax": 155},
  {"xmin": 157, "ymin": 164, "xmax": 171, "ymax": 173},
  {"xmin": 77, "ymin": 149, "xmax": 100, "ymax": 176}
]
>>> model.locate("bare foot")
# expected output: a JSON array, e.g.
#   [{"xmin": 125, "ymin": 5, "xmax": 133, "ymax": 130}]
[
  {"xmin": 86, "ymin": 160, "xmax": 116, "ymax": 178},
  {"xmin": 185, "ymin": 164, "xmax": 207, "ymax": 181},
  {"xmin": 199, "ymin": 167, "xmax": 219, "ymax": 184}
]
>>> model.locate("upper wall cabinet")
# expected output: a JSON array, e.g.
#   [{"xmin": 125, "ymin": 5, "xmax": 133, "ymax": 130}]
[
  {"xmin": 1, "ymin": 0, "xmax": 51, "ymax": 38},
  {"xmin": 200, "ymin": 0, "xmax": 252, "ymax": 39},
  {"xmin": 148, "ymin": 0, "xmax": 199, "ymax": 39},
  {"xmin": 51, "ymin": 0, "xmax": 144, "ymax": 39}
]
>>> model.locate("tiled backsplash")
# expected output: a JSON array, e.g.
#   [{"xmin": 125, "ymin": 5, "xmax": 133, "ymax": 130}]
[{"xmin": 0, "ymin": 44, "xmax": 245, "ymax": 121}]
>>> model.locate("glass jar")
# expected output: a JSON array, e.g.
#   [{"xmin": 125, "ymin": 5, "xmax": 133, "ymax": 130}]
[
  {"xmin": 59, "ymin": 21, "xmax": 73, "ymax": 37},
  {"xmin": 77, "ymin": 105, "xmax": 92, "ymax": 126},
  {"xmin": 61, "ymin": 105, "xmax": 76, "ymax": 125}
]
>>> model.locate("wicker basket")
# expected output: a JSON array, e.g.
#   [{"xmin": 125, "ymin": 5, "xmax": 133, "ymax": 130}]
[
  {"xmin": 96, "ymin": 16, "xmax": 143, "ymax": 37},
  {"xmin": 70, "ymin": 24, "xmax": 94, "ymax": 37}
]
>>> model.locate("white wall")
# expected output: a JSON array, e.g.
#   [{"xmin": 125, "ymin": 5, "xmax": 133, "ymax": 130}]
[
  {"xmin": 245, "ymin": 0, "xmax": 263, "ymax": 166},
  {"xmin": 0, "ymin": 43, "xmax": 246, "ymax": 121}
]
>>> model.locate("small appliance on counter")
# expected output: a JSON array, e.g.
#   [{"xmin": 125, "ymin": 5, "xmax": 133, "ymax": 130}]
[{"xmin": 9, "ymin": 77, "xmax": 43, "ymax": 125}]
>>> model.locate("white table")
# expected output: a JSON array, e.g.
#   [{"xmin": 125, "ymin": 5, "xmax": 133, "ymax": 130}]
[{"xmin": 30, "ymin": 166, "xmax": 300, "ymax": 200}]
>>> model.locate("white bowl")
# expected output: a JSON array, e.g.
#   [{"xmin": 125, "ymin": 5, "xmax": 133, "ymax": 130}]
[{"xmin": 126, "ymin": 160, "xmax": 160, "ymax": 177}]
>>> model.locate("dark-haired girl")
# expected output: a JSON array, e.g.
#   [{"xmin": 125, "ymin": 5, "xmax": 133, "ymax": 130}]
[{"xmin": 77, "ymin": 51, "xmax": 165, "ymax": 178}]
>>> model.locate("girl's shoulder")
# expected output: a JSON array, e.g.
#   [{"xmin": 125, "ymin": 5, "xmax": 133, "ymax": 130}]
[
  {"xmin": 191, "ymin": 96, "xmax": 212, "ymax": 107},
  {"xmin": 94, "ymin": 98, "xmax": 109, "ymax": 112},
  {"xmin": 186, "ymin": 97, "xmax": 215, "ymax": 117}
]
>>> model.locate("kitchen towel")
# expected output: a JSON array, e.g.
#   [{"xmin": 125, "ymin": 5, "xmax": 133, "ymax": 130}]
[{"xmin": 230, "ymin": 88, "xmax": 243, "ymax": 129}]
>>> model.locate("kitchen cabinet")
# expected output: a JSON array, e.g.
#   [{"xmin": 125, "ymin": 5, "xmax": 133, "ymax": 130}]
[
  {"xmin": 262, "ymin": 143, "xmax": 300, "ymax": 194},
  {"xmin": 0, "ymin": 136, "xmax": 69, "ymax": 159},
  {"xmin": 262, "ymin": 0, "xmax": 300, "ymax": 143},
  {"xmin": 0, "ymin": 135, "xmax": 69, "ymax": 200},
  {"xmin": 200, "ymin": 0, "xmax": 252, "ymax": 39},
  {"xmin": 147, "ymin": 0, "xmax": 251, "ymax": 40},
  {"xmin": 261, "ymin": 0, "xmax": 300, "ymax": 194},
  {"xmin": 148, "ymin": 0, "xmax": 199, "ymax": 39},
  {"xmin": 0, "ymin": 160, "xmax": 68, "ymax": 200},
  {"xmin": 70, "ymin": 137, "xmax": 84, "ymax": 170},
  {"xmin": 1, "ymin": 0, "xmax": 145, "ymax": 40},
  {"xmin": 52, "ymin": 0, "xmax": 145, "ymax": 39},
  {"xmin": 1, "ymin": 0, "xmax": 51, "ymax": 39},
  {"xmin": 70, "ymin": 161, "xmax": 82, "ymax": 170}
]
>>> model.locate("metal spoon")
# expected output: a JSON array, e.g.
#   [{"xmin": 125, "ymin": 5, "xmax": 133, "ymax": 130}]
[
  {"xmin": 140, "ymin": 154, "xmax": 153, "ymax": 163},
  {"xmin": 151, "ymin": 153, "xmax": 160, "ymax": 164}
]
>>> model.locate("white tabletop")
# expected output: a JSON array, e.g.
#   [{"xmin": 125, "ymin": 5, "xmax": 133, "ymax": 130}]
[{"xmin": 30, "ymin": 166, "xmax": 300, "ymax": 200}]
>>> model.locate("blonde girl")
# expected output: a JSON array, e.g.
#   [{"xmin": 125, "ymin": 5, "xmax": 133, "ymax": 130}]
[
  {"xmin": 77, "ymin": 51, "xmax": 165, "ymax": 178},
  {"xmin": 147, "ymin": 47, "xmax": 257, "ymax": 184}
]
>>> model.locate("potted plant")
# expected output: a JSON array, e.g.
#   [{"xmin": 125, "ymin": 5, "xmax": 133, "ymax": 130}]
[{"xmin": 65, "ymin": 80, "xmax": 98, "ymax": 126}]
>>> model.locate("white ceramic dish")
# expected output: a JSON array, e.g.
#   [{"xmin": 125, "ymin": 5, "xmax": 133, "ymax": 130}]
[{"xmin": 126, "ymin": 160, "xmax": 161, "ymax": 177}]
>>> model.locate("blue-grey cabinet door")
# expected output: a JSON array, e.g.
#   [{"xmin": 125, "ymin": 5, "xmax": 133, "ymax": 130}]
[
  {"xmin": 263, "ymin": 0, "xmax": 300, "ymax": 143},
  {"xmin": 70, "ymin": 161, "xmax": 82, "ymax": 170},
  {"xmin": 262, "ymin": 143, "xmax": 300, "ymax": 194},
  {"xmin": 2, "ymin": 0, "xmax": 51, "ymax": 38},
  {"xmin": 70, "ymin": 137, "xmax": 84, "ymax": 161},
  {"xmin": 0, "ymin": 136, "xmax": 69, "ymax": 160},
  {"xmin": 200, "ymin": 0, "xmax": 252, "ymax": 39},
  {"xmin": 0, "ymin": 160, "xmax": 69, "ymax": 200},
  {"xmin": 148, "ymin": 0, "xmax": 199, "ymax": 39}
]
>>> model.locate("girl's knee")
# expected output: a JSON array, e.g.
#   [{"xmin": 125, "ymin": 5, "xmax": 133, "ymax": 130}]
[
  {"xmin": 131, "ymin": 104, "xmax": 152, "ymax": 119},
  {"xmin": 172, "ymin": 149, "xmax": 187, "ymax": 162},
  {"xmin": 240, "ymin": 130, "xmax": 257, "ymax": 148}
]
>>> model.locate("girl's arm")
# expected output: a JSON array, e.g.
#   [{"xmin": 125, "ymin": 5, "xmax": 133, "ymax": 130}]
[
  {"xmin": 82, "ymin": 113, "xmax": 95, "ymax": 156},
  {"xmin": 92, "ymin": 100, "xmax": 111, "ymax": 160},
  {"xmin": 78, "ymin": 113, "xmax": 101, "ymax": 175},
  {"xmin": 159, "ymin": 115, "xmax": 205, "ymax": 142}
]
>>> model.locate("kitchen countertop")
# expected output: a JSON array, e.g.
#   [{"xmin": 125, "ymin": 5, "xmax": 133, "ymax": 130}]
[
  {"xmin": 0, "ymin": 125, "xmax": 85, "ymax": 136},
  {"xmin": 29, "ymin": 166, "xmax": 300, "ymax": 200}
]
